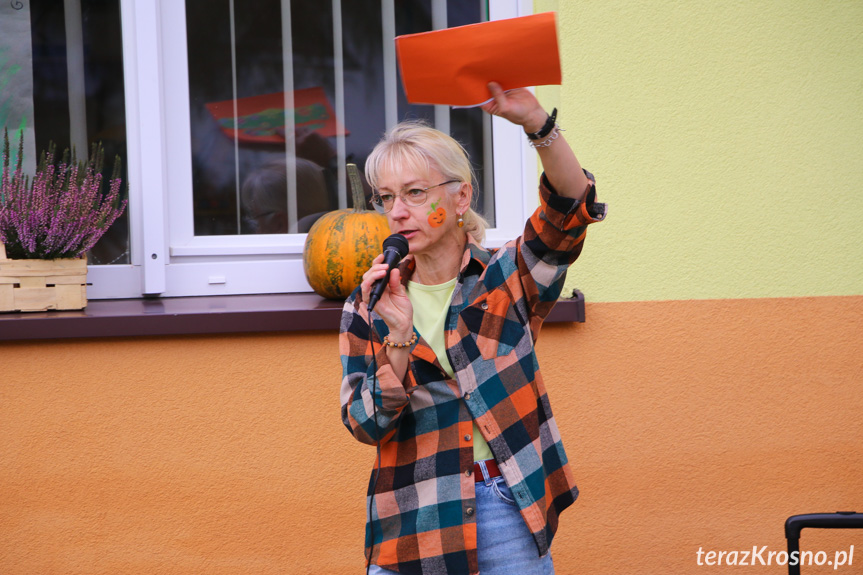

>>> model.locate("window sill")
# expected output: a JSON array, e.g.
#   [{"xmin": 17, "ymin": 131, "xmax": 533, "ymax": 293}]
[{"xmin": 0, "ymin": 290, "xmax": 585, "ymax": 341}]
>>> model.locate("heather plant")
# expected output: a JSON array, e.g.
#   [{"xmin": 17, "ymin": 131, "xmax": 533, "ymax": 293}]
[{"xmin": 0, "ymin": 128, "xmax": 127, "ymax": 260}]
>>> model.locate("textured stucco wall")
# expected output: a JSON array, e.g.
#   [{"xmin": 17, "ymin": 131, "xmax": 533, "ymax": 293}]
[
  {"xmin": 1, "ymin": 332, "xmax": 362, "ymax": 574},
  {"xmin": 543, "ymin": 1, "xmax": 863, "ymax": 302},
  {"xmin": 2, "ymin": 296, "xmax": 861, "ymax": 573},
  {"xmin": 542, "ymin": 297, "xmax": 863, "ymax": 572}
]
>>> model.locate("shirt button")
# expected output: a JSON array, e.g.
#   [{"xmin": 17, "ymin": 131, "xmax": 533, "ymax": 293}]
[
  {"xmin": 464, "ymin": 393, "xmax": 471, "ymax": 400},
  {"xmin": 480, "ymin": 302, "xmax": 489, "ymax": 310},
  {"xmin": 465, "ymin": 468, "xmax": 472, "ymax": 477},
  {"xmin": 466, "ymin": 507, "xmax": 475, "ymax": 516},
  {"xmin": 464, "ymin": 434, "xmax": 472, "ymax": 442}
]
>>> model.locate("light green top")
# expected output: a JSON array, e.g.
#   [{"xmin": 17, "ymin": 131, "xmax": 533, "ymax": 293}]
[{"xmin": 406, "ymin": 278, "xmax": 494, "ymax": 462}]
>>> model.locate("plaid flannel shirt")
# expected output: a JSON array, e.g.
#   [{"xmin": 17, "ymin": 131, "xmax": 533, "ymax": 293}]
[{"xmin": 340, "ymin": 172, "xmax": 605, "ymax": 575}]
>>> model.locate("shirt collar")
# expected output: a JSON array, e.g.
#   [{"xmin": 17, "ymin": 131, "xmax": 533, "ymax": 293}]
[
  {"xmin": 396, "ymin": 235, "xmax": 490, "ymax": 285},
  {"xmin": 462, "ymin": 235, "xmax": 491, "ymax": 276}
]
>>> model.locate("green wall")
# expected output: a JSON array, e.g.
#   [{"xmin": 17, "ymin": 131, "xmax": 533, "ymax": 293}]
[{"xmin": 537, "ymin": 1, "xmax": 863, "ymax": 302}]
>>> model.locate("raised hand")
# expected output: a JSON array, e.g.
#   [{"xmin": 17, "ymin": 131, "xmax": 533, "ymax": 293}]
[
  {"xmin": 481, "ymin": 82, "xmax": 590, "ymax": 200},
  {"xmin": 480, "ymin": 82, "xmax": 548, "ymax": 133}
]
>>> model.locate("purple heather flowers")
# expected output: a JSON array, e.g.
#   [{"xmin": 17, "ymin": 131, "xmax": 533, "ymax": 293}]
[{"xmin": 0, "ymin": 129, "xmax": 127, "ymax": 260}]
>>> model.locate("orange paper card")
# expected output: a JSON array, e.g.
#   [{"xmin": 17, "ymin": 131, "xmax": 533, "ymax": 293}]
[{"xmin": 395, "ymin": 12, "xmax": 561, "ymax": 107}]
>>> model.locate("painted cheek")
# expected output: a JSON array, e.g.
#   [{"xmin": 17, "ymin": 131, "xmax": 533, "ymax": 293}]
[{"xmin": 427, "ymin": 207, "xmax": 447, "ymax": 227}]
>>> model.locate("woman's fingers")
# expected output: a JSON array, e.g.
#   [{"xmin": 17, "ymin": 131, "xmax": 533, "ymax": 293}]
[
  {"xmin": 362, "ymin": 263, "xmax": 390, "ymax": 287},
  {"xmin": 359, "ymin": 266, "xmax": 413, "ymax": 334},
  {"xmin": 482, "ymin": 82, "xmax": 545, "ymax": 128},
  {"xmin": 481, "ymin": 82, "xmax": 505, "ymax": 115},
  {"xmin": 388, "ymin": 268, "xmax": 404, "ymax": 296},
  {"xmin": 360, "ymin": 259, "xmax": 382, "ymax": 300},
  {"xmin": 488, "ymin": 81, "xmax": 506, "ymax": 104},
  {"xmin": 361, "ymin": 255, "xmax": 387, "ymax": 284},
  {"xmin": 360, "ymin": 257, "xmax": 397, "ymax": 309}
]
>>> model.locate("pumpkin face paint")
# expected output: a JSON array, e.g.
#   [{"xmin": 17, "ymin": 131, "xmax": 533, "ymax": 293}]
[{"xmin": 427, "ymin": 201, "xmax": 447, "ymax": 227}]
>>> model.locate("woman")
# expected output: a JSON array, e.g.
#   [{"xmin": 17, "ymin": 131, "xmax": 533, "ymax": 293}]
[{"xmin": 339, "ymin": 82, "xmax": 605, "ymax": 575}]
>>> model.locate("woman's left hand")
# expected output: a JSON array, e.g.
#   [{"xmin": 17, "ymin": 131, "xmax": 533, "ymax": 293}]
[
  {"xmin": 481, "ymin": 82, "xmax": 591, "ymax": 201},
  {"xmin": 481, "ymin": 82, "xmax": 548, "ymax": 134}
]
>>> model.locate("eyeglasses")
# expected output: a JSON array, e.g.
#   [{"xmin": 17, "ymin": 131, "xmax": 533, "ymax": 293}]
[{"xmin": 371, "ymin": 180, "xmax": 460, "ymax": 214}]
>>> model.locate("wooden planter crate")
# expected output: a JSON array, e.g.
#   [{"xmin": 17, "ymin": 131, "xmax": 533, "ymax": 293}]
[{"xmin": 0, "ymin": 245, "xmax": 88, "ymax": 312}]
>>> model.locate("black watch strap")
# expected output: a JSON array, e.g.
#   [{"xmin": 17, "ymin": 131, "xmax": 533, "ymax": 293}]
[{"xmin": 526, "ymin": 108, "xmax": 557, "ymax": 140}]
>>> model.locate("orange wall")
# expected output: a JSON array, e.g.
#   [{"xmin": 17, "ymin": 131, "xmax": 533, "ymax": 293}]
[{"xmin": 2, "ymin": 296, "xmax": 862, "ymax": 573}]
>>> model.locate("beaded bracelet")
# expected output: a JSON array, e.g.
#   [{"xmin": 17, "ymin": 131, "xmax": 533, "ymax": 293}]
[{"xmin": 383, "ymin": 332, "xmax": 417, "ymax": 349}]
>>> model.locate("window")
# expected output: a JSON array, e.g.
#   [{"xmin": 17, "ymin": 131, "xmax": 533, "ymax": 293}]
[
  {"xmin": 6, "ymin": 0, "xmax": 539, "ymax": 300},
  {"xmin": 1, "ymin": 0, "xmax": 129, "ymax": 266}
]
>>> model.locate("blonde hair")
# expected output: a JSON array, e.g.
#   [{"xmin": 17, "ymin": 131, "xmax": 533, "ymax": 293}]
[{"xmin": 365, "ymin": 120, "xmax": 488, "ymax": 244}]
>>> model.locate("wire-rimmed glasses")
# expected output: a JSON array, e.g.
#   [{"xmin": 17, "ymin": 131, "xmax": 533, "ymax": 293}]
[{"xmin": 370, "ymin": 180, "xmax": 459, "ymax": 214}]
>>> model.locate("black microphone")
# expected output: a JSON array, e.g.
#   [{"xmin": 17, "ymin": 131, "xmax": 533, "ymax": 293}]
[{"xmin": 367, "ymin": 233, "xmax": 409, "ymax": 312}]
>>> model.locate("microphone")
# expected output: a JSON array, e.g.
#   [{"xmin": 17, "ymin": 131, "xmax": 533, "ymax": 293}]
[{"xmin": 367, "ymin": 233, "xmax": 409, "ymax": 312}]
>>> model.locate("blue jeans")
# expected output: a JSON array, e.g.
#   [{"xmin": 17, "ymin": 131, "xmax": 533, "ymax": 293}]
[{"xmin": 368, "ymin": 460, "xmax": 555, "ymax": 574}]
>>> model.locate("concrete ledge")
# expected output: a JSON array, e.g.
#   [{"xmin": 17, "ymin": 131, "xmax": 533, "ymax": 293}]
[{"xmin": 0, "ymin": 290, "xmax": 585, "ymax": 341}]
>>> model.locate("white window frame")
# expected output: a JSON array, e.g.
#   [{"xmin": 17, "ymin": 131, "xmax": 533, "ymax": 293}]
[{"xmin": 87, "ymin": 0, "xmax": 538, "ymax": 299}]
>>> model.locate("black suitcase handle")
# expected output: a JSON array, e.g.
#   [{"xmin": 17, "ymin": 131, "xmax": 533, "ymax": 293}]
[{"xmin": 785, "ymin": 512, "xmax": 863, "ymax": 575}]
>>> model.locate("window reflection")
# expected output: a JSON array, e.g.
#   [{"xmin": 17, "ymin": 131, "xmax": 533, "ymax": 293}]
[
  {"xmin": 27, "ymin": 0, "xmax": 129, "ymax": 264},
  {"xmin": 185, "ymin": 0, "xmax": 493, "ymax": 237},
  {"xmin": 241, "ymin": 157, "xmax": 329, "ymax": 234}
]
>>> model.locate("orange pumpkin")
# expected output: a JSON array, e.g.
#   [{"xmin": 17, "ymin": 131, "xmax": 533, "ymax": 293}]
[{"xmin": 303, "ymin": 165, "xmax": 391, "ymax": 299}]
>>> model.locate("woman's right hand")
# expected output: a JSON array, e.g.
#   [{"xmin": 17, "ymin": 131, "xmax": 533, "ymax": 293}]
[{"xmin": 359, "ymin": 254, "xmax": 414, "ymax": 342}]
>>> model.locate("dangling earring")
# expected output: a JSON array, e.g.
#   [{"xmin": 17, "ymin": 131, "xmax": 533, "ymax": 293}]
[{"xmin": 457, "ymin": 213, "xmax": 464, "ymax": 228}]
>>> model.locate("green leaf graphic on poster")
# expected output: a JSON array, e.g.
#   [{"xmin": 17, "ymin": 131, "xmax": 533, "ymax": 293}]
[{"xmin": 0, "ymin": 2, "xmax": 36, "ymax": 175}]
